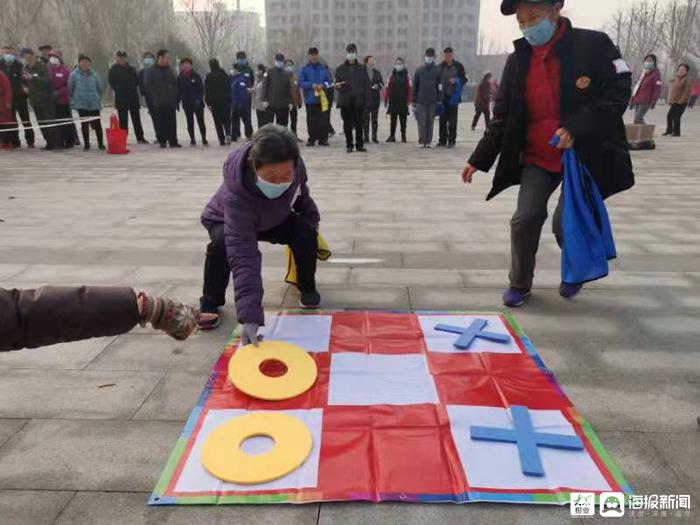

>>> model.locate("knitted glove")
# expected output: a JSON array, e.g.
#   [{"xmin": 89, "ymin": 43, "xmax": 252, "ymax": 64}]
[{"xmin": 138, "ymin": 293, "xmax": 200, "ymax": 341}]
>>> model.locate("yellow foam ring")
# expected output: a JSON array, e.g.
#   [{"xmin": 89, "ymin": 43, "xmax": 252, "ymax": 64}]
[
  {"xmin": 201, "ymin": 412, "xmax": 313, "ymax": 484},
  {"xmin": 228, "ymin": 340, "xmax": 318, "ymax": 401}
]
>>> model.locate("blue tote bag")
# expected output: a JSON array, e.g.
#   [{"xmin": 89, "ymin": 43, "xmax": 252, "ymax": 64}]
[{"xmin": 553, "ymin": 136, "xmax": 617, "ymax": 285}]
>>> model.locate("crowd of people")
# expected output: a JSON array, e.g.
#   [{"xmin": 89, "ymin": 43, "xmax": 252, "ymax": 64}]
[{"xmin": 0, "ymin": 41, "xmax": 506, "ymax": 152}]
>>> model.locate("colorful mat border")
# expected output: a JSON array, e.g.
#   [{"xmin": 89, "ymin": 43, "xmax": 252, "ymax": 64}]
[{"xmin": 149, "ymin": 309, "xmax": 632, "ymax": 506}]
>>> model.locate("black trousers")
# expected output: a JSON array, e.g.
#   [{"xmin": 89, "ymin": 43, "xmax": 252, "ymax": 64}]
[
  {"xmin": 389, "ymin": 112, "xmax": 407, "ymax": 138},
  {"xmin": 77, "ymin": 109, "xmax": 103, "ymax": 147},
  {"xmin": 439, "ymin": 104, "xmax": 459, "ymax": 144},
  {"xmin": 256, "ymin": 109, "xmax": 273, "ymax": 129},
  {"xmin": 231, "ymin": 106, "xmax": 253, "ymax": 139},
  {"xmin": 199, "ymin": 213, "xmax": 318, "ymax": 312},
  {"xmin": 363, "ymin": 108, "xmax": 379, "ymax": 142},
  {"xmin": 340, "ymin": 105, "xmax": 365, "ymax": 149},
  {"xmin": 0, "ymin": 124, "xmax": 14, "ymax": 146},
  {"xmin": 12, "ymin": 97, "xmax": 34, "ymax": 146},
  {"xmin": 472, "ymin": 107, "xmax": 491, "ymax": 130},
  {"xmin": 117, "ymin": 105, "xmax": 145, "ymax": 141},
  {"xmin": 55, "ymin": 103, "xmax": 77, "ymax": 147},
  {"xmin": 184, "ymin": 106, "xmax": 206, "ymax": 142},
  {"xmin": 153, "ymin": 106, "xmax": 178, "ymax": 146},
  {"xmin": 145, "ymin": 99, "xmax": 158, "ymax": 143},
  {"xmin": 210, "ymin": 103, "xmax": 230, "ymax": 144},
  {"xmin": 306, "ymin": 104, "xmax": 328, "ymax": 143},
  {"xmin": 231, "ymin": 106, "xmax": 253, "ymax": 140},
  {"xmin": 666, "ymin": 103, "xmax": 687, "ymax": 136},
  {"xmin": 290, "ymin": 106, "xmax": 298, "ymax": 135},
  {"xmin": 270, "ymin": 106, "xmax": 289, "ymax": 127},
  {"xmin": 33, "ymin": 102, "xmax": 60, "ymax": 149}
]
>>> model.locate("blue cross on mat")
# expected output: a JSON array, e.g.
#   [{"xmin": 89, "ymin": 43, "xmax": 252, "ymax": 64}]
[
  {"xmin": 434, "ymin": 318, "xmax": 511, "ymax": 349},
  {"xmin": 470, "ymin": 405, "xmax": 585, "ymax": 477}
]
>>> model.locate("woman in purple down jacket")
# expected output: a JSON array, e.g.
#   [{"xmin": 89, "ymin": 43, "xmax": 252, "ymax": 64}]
[{"xmin": 198, "ymin": 124, "xmax": 321, "ymax": 342}]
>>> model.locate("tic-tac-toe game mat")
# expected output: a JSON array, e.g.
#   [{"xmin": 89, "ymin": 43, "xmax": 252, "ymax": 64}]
[{"xmin": 150, "ymin": 310, "xmax": 631, "ymax": 505}]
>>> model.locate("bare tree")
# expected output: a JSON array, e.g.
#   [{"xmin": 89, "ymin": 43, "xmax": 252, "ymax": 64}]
[
  {"xmin": 271, "ymin": 23, "xmax": 316, "ymax": 66},
  {"xmin": 177, "ymin": 0, "xmax": 237, "ymax": 61},
  {"xmin": 229, "ymin": 11, "xmax": 266, "ymax": 65},
  {"xmin": 661, "ymin": 0, "xmax": 699, "ymax": 66},
  {"xmin": 0, "ymin": 0, "xmax": 49, "ymax": 47},
  {"xmin": 606, "ymin": 0, "xmax": 663, "ymax": 73}
]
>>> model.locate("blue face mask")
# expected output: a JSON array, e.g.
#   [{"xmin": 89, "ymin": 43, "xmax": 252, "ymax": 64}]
[
  {"xmin": 644, "ymin": 62, "xmax": 654, "ymax": 70},
  {"xmin": 394, "ymin": 64, "xmax": 404, "ymax": 72},
  {"xmin": 255, "ymin": 174, "xmax": 292, "ymax": 199},
  {"xmin": 144, "ymin": 57, "xmax": 154, "ymax": 67},
  {"xmin": 237, "ymin": 58, "xmax": 248, "ymax": 66},
  {"xmin": 3, "ymin": 54, "xmax": 15, "ymax": 64},
  {"xmin": 522, "ymin": 15, "xmax": 557, "ymax": 47},
  {"xmin": 274, "ymin": 60, "xmax": 284, "ymax": 69}
]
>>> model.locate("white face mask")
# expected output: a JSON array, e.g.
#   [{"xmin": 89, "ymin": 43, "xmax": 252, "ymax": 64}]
[
  {"xmin": 424, "ymin": 56, "xmax": 435, "ymax": 65},
  {"xmin": 346, "ymin": 53, "xmax": 357, "ymax": 62},
  {"xmin": 49, "ymin": 57, "xmax": 60, "ymax": 66}
]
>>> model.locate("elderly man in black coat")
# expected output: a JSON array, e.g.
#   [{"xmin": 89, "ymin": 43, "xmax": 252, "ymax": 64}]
[
  {"xmin": 461, "ymin": 0, "xmax": 634, "ymax": 308},
  {"xmin": 108, "ymin": 50, "xmax": 148, "ymax": 143}
]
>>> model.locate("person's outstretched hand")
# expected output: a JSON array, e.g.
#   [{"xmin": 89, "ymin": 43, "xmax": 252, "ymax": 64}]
[
  {"xmin": 461, "ymin": 163, "xmax": 478, "ymax": 184},
  {"xmin": 241, "ymin": 322, "xmax": 261, "ymax": 347}
]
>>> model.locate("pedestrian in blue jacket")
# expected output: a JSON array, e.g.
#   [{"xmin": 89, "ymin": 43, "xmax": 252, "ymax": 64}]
[
  {"xmin": 299, "ymin": 47, "xmax": 332, "ymax": 146},
  {"xmin": 230, "ymin": 62, "xmax": 254, "ymax": 141}
]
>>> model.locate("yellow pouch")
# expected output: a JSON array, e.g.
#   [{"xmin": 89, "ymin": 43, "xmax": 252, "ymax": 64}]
[{"xmin": 285, "ymin": 232, "xmax": 331, "ymax": 285}]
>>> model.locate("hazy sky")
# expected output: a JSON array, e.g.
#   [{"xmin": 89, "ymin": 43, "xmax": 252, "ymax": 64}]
[{"xmin": 232, "ymin": 0, "xmax": 675, "ymax": 52}]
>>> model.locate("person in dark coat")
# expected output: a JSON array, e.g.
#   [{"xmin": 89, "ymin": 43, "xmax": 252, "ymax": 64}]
[
  {"xmin": 362, "ymin": 55, "xmax": 384, "ymax": 144},
  {"xmin": 285, "ymin": 59, "xmax": 303, "ymax": 140},
  {"xmin": 145, "ymin": 49, "xmax": 181, "ymax": 148},
  {"xmin": 472, "ymin": 71, "xmax": 493, "ymax": 130},
  {"xmin": 437, "ymin": 47, "xmax": 468, "ymax": 147},
  {"xmin": 177, "ymin": 57, "xmax": 208, "ymax": 146},
  {"xmin": 0, "ymin": 286, "xmax": 199, "ymax": 352},
  {"xmin": 335, "ymin": 43, "xmax": 371, "ymax": 153},
  {"xmin": 413, "ymin": 47, "xmax": 443, "ymax": 148},
  {"xmin": 138, "ymin": 52, "xmax": 157, "ymax": 143},
  {"xmin": 198, "ymin": 125, "xmax": 321, "ymax": 334},
  {"xmin": 21, "ymin": 47, "xmax": 60, "ymax": 150},
  {"xmin": 323, "ymin": 63, "xmax": 336, "ymax": 137},
  {"xmin": 462, "ymin": 0, "xmax": 634, "ymax": 307},
  {"xmin": 263, "ymin": 53, "xmax": 293, "ymax": 126},
  {"xmin": 108, "ymin": 50, "xmax": 147, "ymax": 143},
  {"xmin": 1, "ymin": 46, "xmax": 34, "ymax": 148},
  {"xmin": 205, "ymin": 58, "xmax": 231, "ymax": 146},
  {"xmin": 663, "ymin": 63, "xmax": 692, "ymax": 137},
  {"xmin": 384, "ymin": 57, "xmax": 411, "ymax": 143}
]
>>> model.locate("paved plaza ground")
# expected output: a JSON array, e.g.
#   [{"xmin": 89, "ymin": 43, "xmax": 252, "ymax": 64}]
[{"xmin": 0, "ymin": 105, "xmax": 699, "ymax": 524}]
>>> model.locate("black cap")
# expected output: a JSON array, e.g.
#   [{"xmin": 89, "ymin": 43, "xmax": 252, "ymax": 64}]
[
  {"xmin": 38, "ymin": 44, "xmax": 52, "ymax": 51},
  {"xmin": 346, "ymin": 43, "xmax": 357, "ymax": 52},
  {"xmin": 500, "ymin": 0, "xmax": 561, "ymax": 15},
  {"xmin": 236, "ymin": 51, "xmax": 247, "ymax": 59},
  {"xmin": 274, "ymin": 53, "xmax": 285, "ymax": 62},
  {"xmin": 443, "ymin": 46, "xmax": 454, "ymax": 53},
  {"xmin": 308, "ymin": 47, "xmax": 319, "ymax": 55}
]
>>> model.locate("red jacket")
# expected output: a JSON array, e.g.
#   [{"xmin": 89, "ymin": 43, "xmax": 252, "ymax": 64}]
[
  {"xmin": 523, "ymin": 21, "xmax": 567, "ymax": 174},
  {"xmin": 631, "ymin": 68, "xmax": 661, "ymax": 106},
  {"xmin": 0, "ymin": 69, "xmax": 14, "ymax": 124},
  {"xmin": 49, "ymin": 63, "xmax": 72, "ymax": 105}
]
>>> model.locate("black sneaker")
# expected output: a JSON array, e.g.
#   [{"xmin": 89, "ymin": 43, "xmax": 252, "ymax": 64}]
[
  {"xmin": 84, "ymin": 144, "xmax": 90, "ymax": 151},
  {"xmin": 386, "ymin": 136, "xmax": 396, "ymax": 143},
  {"xmin": 401, "ymin": 135, "xmax": 407, "ymax": 143},
  {"xmin": 98, "ymin": 144, "xmax": 105, "ymax": 150},
  {"xmin": 346, "ymin": 147, "xmax": 354, "ymax": 153},
  {"xmin": 190, "ymin": 139, "xmax": 196, "ymax": 146},
  {"xmin": 202, "ymin": 139, "xmax": 209, "ymax": 146},
  {"xmin": 318, "ymin": 141, "xmax": 330, "ymax": 146},
  {"xmin": 299, "ymin": 290, "xmax": 321, "ymax": 309},
  {"xmin": 306, "ymin": 140, "xmax": 316, "ymax": 147},
  {"xmin": 160, "ymin": 143, "xmax": 167, "ymax": 148},
  {"xmin": 436, "ymin": 142, "xmax": 447, "ymax": 148},
  {"xmin": 447, "ymin": 143, "xmax": 455, "ymax": 149},
  {"xmin": 171, "ymin": 143, "xmax": 182, "ymax": 148},
  {"xmin": 356, "ymin": 146, "xmax": 367, "ymax": 152}
]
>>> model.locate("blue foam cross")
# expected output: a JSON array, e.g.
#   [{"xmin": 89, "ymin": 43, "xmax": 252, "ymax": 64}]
[
  {"xmin": 470, "ymin": 405, "xmax": 585, "ymax": 477},
  {"xmin": 434, "ymin": 318, "xmax": 511, "ymax": 350}
]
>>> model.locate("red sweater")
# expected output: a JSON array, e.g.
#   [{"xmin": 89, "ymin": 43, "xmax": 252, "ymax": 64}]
[{"xmin": 523, "ymin": 21, "xmax": 567, "ymax": 174}]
